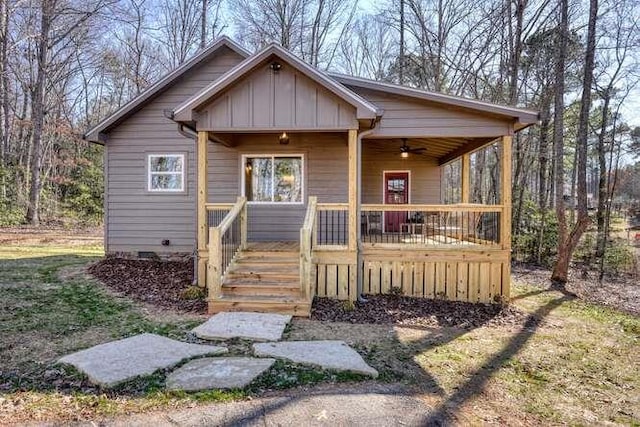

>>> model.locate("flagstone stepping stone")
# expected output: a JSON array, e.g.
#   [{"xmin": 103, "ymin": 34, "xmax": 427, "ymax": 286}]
[
  {"xmin": 192, "ymin": 312, "xmax": 292, "ymax": 342},
  {"xmin": 58, "ymin": 333, "xmax": 228, "ymax": 387},
  {"xmin": 166, "ymin": 357, "xmax": 276, "ymax": 391},
  {"xmin": 253, "ymin": 340, "xmax": 378, "ymax": 378}
]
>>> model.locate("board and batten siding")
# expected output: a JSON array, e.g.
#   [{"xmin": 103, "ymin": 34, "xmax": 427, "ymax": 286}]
[
  {"xmin": 198, "ymin": 63, "xmax": 359, "ymax": 131},
  {"xmin": 347, "ymin": 87, "xmax": 513, "ymax": 138},
  {"xmin": 105, "ymin": 47, "xmax": 245, "ymax": 254},
  {"xmin": 361, "ymin": 141, "xmax": 442, "ymax": 204},
  {"xmin": 207, "ymin": 133, "xmax": 349, "ymax": 241}
]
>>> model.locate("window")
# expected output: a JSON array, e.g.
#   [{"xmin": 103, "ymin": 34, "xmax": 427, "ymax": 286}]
[
  {"xmin": 243, "ymin": 155, "xmax": 303, "ymax": 203},
  {"xmin": 148, "ymin": 154, "xmax": 184, "ymax": 192}
]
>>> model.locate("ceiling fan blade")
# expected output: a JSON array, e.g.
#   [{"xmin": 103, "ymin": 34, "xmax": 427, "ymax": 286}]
[{"xmin": 409, "ymin": 147, "xmax": 426, "ymax": 153}]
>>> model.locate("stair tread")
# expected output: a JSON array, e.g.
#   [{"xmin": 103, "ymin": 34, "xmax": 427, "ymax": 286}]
[
  {"xmin": 216, "ymin": 294, "xmax": 308, "ymax": 303},
  {"xmin": 226, "ymin": 273, "xmax": 299, "ymax": 278},
  {"xmin": 224, "ymin": 278, "xmax": 299, "ymax": 285},
  {"xmin": 240, "ymin": 250, "xmax": 298, "ymax": 256},
  {"xmin": 228, "ymin": 264, "xmax": 299, "ymax": 271}
]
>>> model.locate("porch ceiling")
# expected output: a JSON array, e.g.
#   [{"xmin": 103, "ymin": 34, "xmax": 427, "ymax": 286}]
[{"xmin": 363, "ymin": 137, "xmax": 497, "ymax": 163}]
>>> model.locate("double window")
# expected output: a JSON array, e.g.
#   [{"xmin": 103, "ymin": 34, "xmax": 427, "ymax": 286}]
[
  {"xmin": 243, "ymin": 155, "xmax": 303, "ymax": 203},
  {"xmin": 147, "ymin": 154, "xmax": 185, "ymax": 192}
]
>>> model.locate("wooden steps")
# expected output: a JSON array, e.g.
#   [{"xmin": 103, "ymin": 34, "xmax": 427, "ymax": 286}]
[
  {"xmin": 208, "ymin": 244, "xmax": 311, "ymax": 317},
  {"xmin": 208, "ymin": 295, "xmax": 311, "ymax": 317}
]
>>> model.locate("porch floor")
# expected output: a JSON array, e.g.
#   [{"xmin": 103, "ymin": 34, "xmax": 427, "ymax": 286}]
[{"xmin": 245, "ymin": 241, "xmax": 299, "ymax": 252}]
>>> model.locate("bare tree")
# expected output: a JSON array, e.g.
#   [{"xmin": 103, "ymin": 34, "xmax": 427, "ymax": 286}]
[
  {"xmin": 158, "ymin": 0, "xmax": 201, "ymax": 67},
  {"xmin": 232, "ymin": 0, "xmax": 356, "ymax": 68},
  {"xmin": 337, "ymin": 14, "xmax": 397, "ymax": 79},
  {"xmin": 23, "ymin": 0, "xmax": 114, "ymax": 225},
  {"xmin": 551, "ymin": 0, "xmax": 596, "ymax": 283}
]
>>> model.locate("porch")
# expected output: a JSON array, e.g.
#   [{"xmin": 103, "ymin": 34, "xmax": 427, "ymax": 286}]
[{"xmin": 196, "ymin": 131, "xmax": 513, "ymax": 316}]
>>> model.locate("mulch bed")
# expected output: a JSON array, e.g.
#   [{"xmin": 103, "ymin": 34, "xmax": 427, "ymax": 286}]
[
  {"xmin": 311, "ymin": 295, "xmax": 529, "ymax": 329},
  {"xmin": 88, "ymin": 258, "xmax": 206, "ymax": 313}
]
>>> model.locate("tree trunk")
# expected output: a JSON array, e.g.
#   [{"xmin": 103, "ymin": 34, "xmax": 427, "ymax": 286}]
[
  {"xmin": 0, "ymin": 0, "xmax": 8, "ymax": 197},
  {"xmin": 551, "ymin": 0, "xmax": 597, "ymax": 283},
  {"xmin": 595, "ymin": 90, "xmax": 611, "ymax": 258},
  {"xmin": 200, "ymin": 0, "xmax": 207, "ymax": 48},
  {"xmin": 26, "ymin": 1, "xmax": 51, "ymax": 225},
  {"xmin": 550, "ymin": 0, "xmax": 569, "ymax": 283}
]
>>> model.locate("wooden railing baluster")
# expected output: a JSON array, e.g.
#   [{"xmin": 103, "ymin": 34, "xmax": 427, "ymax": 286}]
[{"xmin": 206, "ymin": 197, "xmax": 246, "ymax": 300}]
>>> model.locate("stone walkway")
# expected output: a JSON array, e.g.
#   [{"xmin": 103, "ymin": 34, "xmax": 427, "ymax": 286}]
[
  {"xmin": 192, "ymin": 312, "xmax": 292, "ymax": 341},
  {"xmin": 253, "ymin": 341, "xmax": 378, "ymax": 377},
  {"xmin": 58, "ymin": 312, "xmax": 378, "ymax": 391},
  {"xmin": 166, "ymin": 357, "xmax": 276, "ymax": 391},
  {"xmin": 58, "ymin": 333, "xmax": 227, "ymax": 387}
]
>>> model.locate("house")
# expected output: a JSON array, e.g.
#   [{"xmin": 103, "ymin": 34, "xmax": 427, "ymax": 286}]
[{"xmin": 85, "ymin": 37, "xmax": 538, "ymax": 316}]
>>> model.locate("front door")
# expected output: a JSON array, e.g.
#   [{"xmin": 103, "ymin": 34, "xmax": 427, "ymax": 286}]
[{"xmin": 383, "ymin": 172, "xmax": 409, "ymax": 232}]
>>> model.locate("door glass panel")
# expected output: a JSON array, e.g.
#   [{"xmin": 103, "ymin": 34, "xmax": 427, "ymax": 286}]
[{"xmin": 386, "ymin": 176, "xmax": 407, "ymax": 204}]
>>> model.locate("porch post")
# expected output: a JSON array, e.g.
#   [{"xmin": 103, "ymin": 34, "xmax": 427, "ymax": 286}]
[
  {"xmin": 197, "ymin": 130, "xmax": 208, "ymax": 287},
  {"xmin": 500, "ymin": 134, "xmax": 512, "ymax": 298},
  {"xmin": 348, "ymin": 129, "xmax": 360, "ymax": 301},
  {"xmin": 348, "ymin": 129, "xmax": 358, "ymax": 252},
  {"xmin": 461, "ymin": 153, "xmax": 470, "ymax": 203}
]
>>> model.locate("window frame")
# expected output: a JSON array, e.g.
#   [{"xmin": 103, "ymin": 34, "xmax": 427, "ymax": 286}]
[
  {"xmin": 147, "ymin": 153, "xmax": 186, "ymax": 193},
  {"xmin": 241, "ymin": 153, "xmax": 305, "ymax": 205}
]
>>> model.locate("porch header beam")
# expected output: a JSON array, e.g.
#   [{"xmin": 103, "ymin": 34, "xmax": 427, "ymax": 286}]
[{"xmin": 438, "ymin": 137, "xmax": 499, "ymax": 165}]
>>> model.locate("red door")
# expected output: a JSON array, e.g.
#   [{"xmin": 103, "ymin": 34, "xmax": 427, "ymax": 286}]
[{"xmin": 383, "ymin": 172, "xmax": 409, "ymax": 232}]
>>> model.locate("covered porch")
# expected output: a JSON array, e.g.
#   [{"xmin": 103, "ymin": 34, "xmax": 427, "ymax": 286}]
[{"xmin": 195, "ymin": 130, "xmax": 513, "ymax": 315}]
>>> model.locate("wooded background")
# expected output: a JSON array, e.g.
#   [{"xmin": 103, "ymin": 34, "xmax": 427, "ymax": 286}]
[{"xmin": 0, "ymin": 0, "xmax": 638, "ymax": 281}]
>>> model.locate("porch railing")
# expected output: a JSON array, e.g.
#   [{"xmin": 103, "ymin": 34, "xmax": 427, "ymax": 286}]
[
  {"xmin": 207, "ymin": 197, "xmax": 247, "ymax": 298},
  {"xmin": 361, "ymin": 204, "xmax": 502, "ymax": 247},
  {"xmin": 300, "ymin": 196, "xmax": 318, "ymax": 300},
  {"xmin": 315, "ymin": 203, "xmax": 348, "ymax": 248},
  {"xmin": 205, "ymin": 202, "xmax": 234, "ymax": 232}
]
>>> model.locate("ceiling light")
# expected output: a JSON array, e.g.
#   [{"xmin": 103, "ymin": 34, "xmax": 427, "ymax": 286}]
[
  {"xmin": 401, "ymin": 151, "xmax": 409, "ymax": 158},
  {"xmin": 279, "ymin": 132, "xmax": 289, "ymax": 145}
]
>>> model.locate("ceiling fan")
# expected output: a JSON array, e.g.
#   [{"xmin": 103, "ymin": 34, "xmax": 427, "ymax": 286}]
[{"xmin": 400, "ymin": 138, "xmax": 426, "ymax": 158}]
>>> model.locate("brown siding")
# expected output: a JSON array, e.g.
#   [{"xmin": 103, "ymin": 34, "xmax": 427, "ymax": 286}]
[
  {"xmin": 207, "ymin": 132, "xmax": 349, "ymax": 241},
  {"xmin": 349, "ymin": 88, "xmax": 512, "ymax": 138},
  {"xmin": 200, "ymin": 64, "xmax": 358, "ymax": 131},
  {"xmin": 106, "ymin": 47, "xmax": 245, "ymax": 253},
  {"xmin": 362, "ymin": 140, "xmax": 441, "ymax": 204}
]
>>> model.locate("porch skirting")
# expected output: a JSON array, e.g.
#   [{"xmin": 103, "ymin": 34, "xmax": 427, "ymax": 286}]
[{"xmin": 314, "ymin": 247, "xmax": 510, "ymax": 304}]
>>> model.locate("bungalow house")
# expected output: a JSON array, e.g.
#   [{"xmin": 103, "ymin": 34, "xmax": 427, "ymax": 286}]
[{"xmin": 85, "ymin": 37, "xmax": 538, "ymax": 316}]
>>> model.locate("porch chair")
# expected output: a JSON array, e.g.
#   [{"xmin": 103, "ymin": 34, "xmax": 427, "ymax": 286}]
[{"xmin": 362, "ymin": 211, "xmax": 382, "ymax": 235}]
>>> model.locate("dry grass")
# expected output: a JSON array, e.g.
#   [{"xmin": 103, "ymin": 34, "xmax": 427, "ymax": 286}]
[
  {"xmin": 1, "ymin": 230, "xmax": 639, "ymax": 425},
  {"xmin": 290, "ymin": 283, "xmax": 640, "ymax": 425}
]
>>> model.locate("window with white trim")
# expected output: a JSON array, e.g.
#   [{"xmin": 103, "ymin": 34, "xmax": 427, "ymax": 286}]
[
  {"xmin": 148, "ymin": 154, "xmax": 185, "ymax": 192},
  {"xmin": 243, "ymin": 155, "xmax": 303, "ymax": 203}
]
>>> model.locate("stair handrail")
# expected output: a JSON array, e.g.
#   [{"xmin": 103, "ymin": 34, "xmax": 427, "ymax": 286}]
[
  {"xmin": 208, "ymin": 196, "xmax": 247, "ymax": 299},
  {"xmin": 300, "ymin": 196, "xmax": 318, "ymax": 300}
]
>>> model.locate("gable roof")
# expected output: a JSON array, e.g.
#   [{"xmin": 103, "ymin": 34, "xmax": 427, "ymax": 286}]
[
  {"xmin": 172, "ymin": 44, "xmax": 380, "ymax": 123},
  {"xmin": 330, "ymin": 73, "xmax": 539, "ymax": 130},
  {"xmin": 83, "ymin": 36, "xmax": 250, "ymax": 143}
]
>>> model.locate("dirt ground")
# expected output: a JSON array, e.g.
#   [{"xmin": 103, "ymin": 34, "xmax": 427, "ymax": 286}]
[
  {"xmin": 0, "ymin": 226, "xmax": 103, "ymax": 246},
  {"xmin": 513, "ymin": 264, "xmax": 640, "ymax": 316}
]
